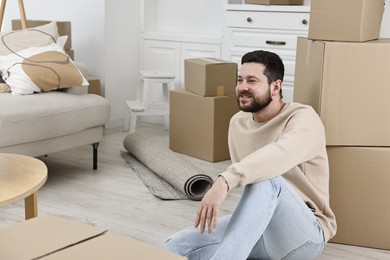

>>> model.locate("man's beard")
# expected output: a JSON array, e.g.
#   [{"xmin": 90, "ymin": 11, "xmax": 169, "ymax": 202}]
[{"xmin": 237, "ymin": 89, "xmax": 273, "ymax": 113}]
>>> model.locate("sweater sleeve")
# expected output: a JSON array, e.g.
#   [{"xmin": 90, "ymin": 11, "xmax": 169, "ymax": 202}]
[{"xmin": 220, "ymin": 107, "xmax": 326, "ymax": 189}]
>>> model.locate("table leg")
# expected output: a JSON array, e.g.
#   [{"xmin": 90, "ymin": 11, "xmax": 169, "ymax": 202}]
[{"xmin": 24, "ymin": 192, "xmax": 38, "ymax": 219}]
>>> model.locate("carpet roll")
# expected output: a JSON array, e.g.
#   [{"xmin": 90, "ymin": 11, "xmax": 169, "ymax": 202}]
[{"xmin": 122, "ymin": 132, "xmax": 213, "ymax": 200}]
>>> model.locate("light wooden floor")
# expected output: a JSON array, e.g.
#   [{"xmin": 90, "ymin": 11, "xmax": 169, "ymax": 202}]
[{"xmin": 1, "ymin": 123, "xmax": 389, "ymax": 259}]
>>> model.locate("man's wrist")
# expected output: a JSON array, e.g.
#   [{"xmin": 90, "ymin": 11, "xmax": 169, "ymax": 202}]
[{"xmin": 218, "ymin": 175, "xmax": 230, "ymax": 192}]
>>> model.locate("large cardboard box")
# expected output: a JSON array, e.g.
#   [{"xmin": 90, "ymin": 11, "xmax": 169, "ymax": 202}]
[
  {"xmin": 327, "ymin": 146, "xmax": 390, "ymax": 250},
  {"xmin": 184, "ymin": 58, "xmax": 237, "ymax": 97},
  {"xmin": 12, "ymin": 20, "xmax": 72, "ymax": 50},
  {"xmin": 170, "ymin": 90, "xmax": 239, "ymax": 162},
  {"xmin": 308, "ymin": 0, "xmax": 385, "ymax": 42},
  {"xmin": 293, "ymin": 37, "xmax": 390, "ymax": 146},
  {"xmin": 0, "ymin": 216, "xmax": 186, "ymax": 260},
  {"xmin": 245, "ymin": 0, "xmax": 303, "ymax": 5}
]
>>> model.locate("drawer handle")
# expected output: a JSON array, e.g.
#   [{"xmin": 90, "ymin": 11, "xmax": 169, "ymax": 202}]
[
  {"xmin": 302, "ymin": 19, "xmax": 308, "ymax": 25},
  {"xmin": 266, "ymin": 40, "xmax": 286, "ymax": 46},
  {"xmin": 246, "ymin": 17, "xmax": 253, "ymax": 23}
]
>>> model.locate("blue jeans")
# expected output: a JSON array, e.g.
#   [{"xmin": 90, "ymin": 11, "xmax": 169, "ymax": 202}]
[{"xmin": 164, "ymin": 176, "xmax": 325, "ymax": 260}]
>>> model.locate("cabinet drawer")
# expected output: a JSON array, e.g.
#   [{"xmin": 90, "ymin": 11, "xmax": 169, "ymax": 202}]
[
  {"xmin": 227, "ymin": 28, "xmax": 304, "ymax": 51},
  {"xmin": 226, "ymin": 10, "xmax": 309, "ymax": 31}
]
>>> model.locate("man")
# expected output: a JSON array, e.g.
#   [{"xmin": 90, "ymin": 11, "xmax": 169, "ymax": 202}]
[{"xmin": 164, "ymin": 50, "xmax": 336, "ymax": 259}]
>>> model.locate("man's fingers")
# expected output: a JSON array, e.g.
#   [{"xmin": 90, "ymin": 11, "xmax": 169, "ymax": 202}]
[
  {"xmin": 196, "ymin": 206, "xmax": 208, "ymax": 234},
  {"xmin": 195, "ymin": 205, "xmax": 217, "ymax": 234},
  {"xmin": 207, "ymin": 207, "xmax": 214, "ymax": 233},
  {"xmin": 194, "ymin": 178, "xmax": 228, "ymax": 234},
  {"xmin": 194, "ymin": 207, "xmax": 202, "ymax": 228},
  {"xmin": 200, "ymin": 208, "xmax": 207, "ymax": 234},
  {"xmin": 212, "ymin": 207, "xmax": 219, "ymax": 229}
]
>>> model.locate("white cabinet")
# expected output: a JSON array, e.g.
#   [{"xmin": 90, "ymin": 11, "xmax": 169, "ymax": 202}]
[
  {"xmin": 222, "ymin": 4, "xmax": 310, "ymax": 102},
  {"xmin": 139, "ymin": 0, "xmax": 224, "ymax": 89},
  {"xmin": 138, "ymin": 0, "xmax": 223, "ymax": 126},
  {"xmin": 141, "ymin": 34, "xmax": 222, "ymax": 89},
  {"xmin": 142, "ymin": 39, "xmax": 181, "ymax": 77}
]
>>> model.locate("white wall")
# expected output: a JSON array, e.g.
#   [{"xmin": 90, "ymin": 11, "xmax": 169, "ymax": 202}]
[
  {"xmin": 382, "ymin": 0, "xmax": 390, "ymax": 37},
  {"xmin": 143, "ymin": 0, "xmax": 224, "ymax": 34},
  {"xmin": 1, "ymin": 0, "xmax": 390, "ymax": 129},
  {"xmin": 104, "ymin": 0, "xmax": 140, "ymax": 128}
]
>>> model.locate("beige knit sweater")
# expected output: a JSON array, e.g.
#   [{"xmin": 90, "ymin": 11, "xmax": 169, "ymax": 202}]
[{"xmin": 220, "ymin": 102, "xmax": 337, "ymax": 242}]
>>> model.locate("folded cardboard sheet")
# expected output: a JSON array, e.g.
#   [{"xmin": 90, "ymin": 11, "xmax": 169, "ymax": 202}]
[
  {"xmin": 0, "ymin": 216, "xmax": 105, "ymax": 260},
  {"xmin": 0, "ymin": 216, "xmax": 186, "ymax": 260}
]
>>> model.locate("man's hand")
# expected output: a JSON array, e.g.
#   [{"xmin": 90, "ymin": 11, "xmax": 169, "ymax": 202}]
[{"xmin": 194, "ymin": 176, "xmax": 229, "ymax": 234}]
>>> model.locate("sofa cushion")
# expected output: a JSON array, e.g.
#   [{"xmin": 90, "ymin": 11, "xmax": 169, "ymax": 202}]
[
  {"xmin": 0, "ymin": 92, "xmax": 110, "ymax": 147},
  {"xmin": 0, "ymin": 21, "xmax": 88, "ymax": 95}
]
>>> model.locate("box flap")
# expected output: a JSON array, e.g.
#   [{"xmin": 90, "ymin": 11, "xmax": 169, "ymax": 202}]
[
  {"xmin": 40, "ymin": 232, "xmax": 187, "ymax": 260},
  {"xmin": 0, "ymin": 216, "xmax": 106, "ymax": 260}
]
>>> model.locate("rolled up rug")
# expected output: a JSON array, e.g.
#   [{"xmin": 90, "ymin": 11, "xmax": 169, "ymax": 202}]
[{"xmin": 122, "ymin": 132, "xmax": 213, "ymax": 200}]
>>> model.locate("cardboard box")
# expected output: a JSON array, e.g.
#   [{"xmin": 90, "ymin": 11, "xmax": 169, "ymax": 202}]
[
  {"xmin": 0, "ymin": 216, "xmax": 186, "ymax": 260},
  {"xmin": 327, "ymin": 146, "xmax": 390, "ymax": 250},
  {"xmin": 184, "ymin": 58, "xmax": 237, "ymax": 97},
  {"xmin": 41, "ymin": 232, "xmax": 186, "ymax": 260},
  {"xmin": 88, "ymin": 75, "xmax": 102, "ymax": 96},
  {"xmin": 12, "ymin": 19, "xmax": 72, "ymax": 50},
  {"xmin": 66, "ymin": 49, "xmax": 74, "ymax": 60},
  {"xmin": 293, "ymin": 37, "xmax": 390, "ymax": 146},
  {"xmin": 170, "ymin": 90, "xmax": 239, "ymax": 162},
  {"xmin": 245, "ymin": 0, "xmax": 303, "ymax": 5},
  {"xmin": 0, "ymin": 216, "xmax": 106, "ymax": 259},
  {"xmin": 308, "ymin": 0, "xmax": 385, "ymax": 42}
]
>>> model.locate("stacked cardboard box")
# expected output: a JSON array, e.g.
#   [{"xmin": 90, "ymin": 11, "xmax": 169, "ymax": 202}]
[
  {"xmin": 88, "ymin": 74, "xmax": 102, "ymax": 96},
  {"xmin": 169, "ymin": 58, "xmax": 239, "ymax": 162},
  {"xmin": 293, "ymin": 0, "xmax": 389, "ymax": 250}
]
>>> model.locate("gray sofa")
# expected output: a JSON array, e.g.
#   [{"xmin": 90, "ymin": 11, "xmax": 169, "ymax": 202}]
[{"xmin": 0, "ymin": 65, "xmax": 111, "ymax": 169}]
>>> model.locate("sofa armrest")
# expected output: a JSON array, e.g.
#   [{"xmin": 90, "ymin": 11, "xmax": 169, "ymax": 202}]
[{"xmin": 61, "ymin": 61, "xmax": 89, "ymax": 94}]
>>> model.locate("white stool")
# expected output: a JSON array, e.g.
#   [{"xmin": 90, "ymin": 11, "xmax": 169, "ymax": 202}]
[{"xmin": 123, "ymin": 70, "xmax": 176, "ymax": 133}]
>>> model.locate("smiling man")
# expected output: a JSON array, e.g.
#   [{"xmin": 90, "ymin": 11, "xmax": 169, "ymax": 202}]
[{"xmin": 164, "ymin": 50, "xmax": 337, "ymax": 260}]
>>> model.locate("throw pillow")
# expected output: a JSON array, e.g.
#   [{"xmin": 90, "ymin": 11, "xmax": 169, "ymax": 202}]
[
  {"xmin": 0, "ymin": 83, "xmax": 11, "ymax": 93},
  {"xmin": 0, "ymin": 21, "xmax": 88, "ymax": 95}
]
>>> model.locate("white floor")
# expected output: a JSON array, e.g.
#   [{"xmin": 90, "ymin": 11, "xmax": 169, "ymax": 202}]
[{"xmin": 1, "ymin": 122, "xmax": 389, "ymax": 259}]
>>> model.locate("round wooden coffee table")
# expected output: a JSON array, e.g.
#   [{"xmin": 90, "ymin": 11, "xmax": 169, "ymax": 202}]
[{"xmin": 0, "ymin": 153, "xmax": 48, "ymax": 219}]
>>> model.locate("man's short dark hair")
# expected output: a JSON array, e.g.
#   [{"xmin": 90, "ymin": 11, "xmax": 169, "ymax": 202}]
[{"xmin": 241, "ymin": 50, "xmax": 285, "ymax": 87}]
